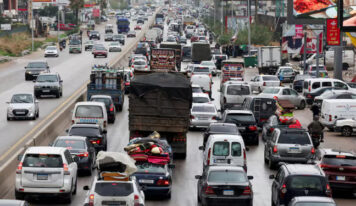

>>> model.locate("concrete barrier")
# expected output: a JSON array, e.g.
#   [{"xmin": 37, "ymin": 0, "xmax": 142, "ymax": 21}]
[{"xmin": 0, "ymin": 8, "xmax": 160, "ymax": 199}]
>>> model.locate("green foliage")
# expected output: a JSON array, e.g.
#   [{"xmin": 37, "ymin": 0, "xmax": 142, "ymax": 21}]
[
  {"xmin": 110, "ymin": 0, "xmax": 128, "ymax": 10},
  {"xmin": 65, "ymin": 26, "xmax": 79, "ymax": 36},
  {"xmin": 235, "ymin": 24, "xmax": 273, "ymax": 45},
  {"xmin": 38, "ymin": 5, "xmax": 58, "ymax": 17},
  {"xmin": 65, "ymin": 13, "xmax": 76, "ymax": 24}
]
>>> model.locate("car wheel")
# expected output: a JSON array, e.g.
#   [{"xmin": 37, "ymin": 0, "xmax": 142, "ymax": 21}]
[
  {"xmin": 7, "ymin": 116, "xmax": 11, "ymax": 121},
  {"xmin": 118, "ymin": 104, "xmax": 123, "ymax": 112},
  {"xmin": 94, "ymin": 55, "xmax": 96, "ymax": 58},
  {"xmin": 60, "ymin": 90, "xmax": 63, "ymax": 97},
  {"xmin": 166, "ymin": 192, "xmax": 171, "ymax": 199},
  {"xmin": 268, "ymin": 153, "xmax": 275, "ymax": 169},
  {"xmin": 65, "ymin": 191, "xmax": 72, "ymax": 204},
  {"xmin": 15, "ymin": 190, "xmax": 24, "ymax": 200},
  {"xmin": 299, "ymin": 100, "xmax": 306, "ymax": 110},
  {"xmin": 56, "ymin": 91, "xmax": 60, "ymax": 98},
  {"xmin": 342, "ymin": 126, "xmax": 353, "ymax": 137},
  {"xmin": 36, "ymin": 111, "xmax": 39, "ymax": 118}
]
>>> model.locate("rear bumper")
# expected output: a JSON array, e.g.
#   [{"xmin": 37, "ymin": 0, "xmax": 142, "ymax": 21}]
[
  {"xmin": 240, "ymin": 131, "xmax": 259, "ymax": 143},
  {"xmin": 144, "ymin": 186, "xmax": 171, "ymax": 196},
  {"xmin": 77, "ymin": 158, "xmax": 91, "ymax": 171},
  {"xmin": 202, "ymin": 195, "xmax": 252, "ymax": 206},
  {"xmin": 270, "ymin": 155, "xmax": 312, "ymax": 164}
]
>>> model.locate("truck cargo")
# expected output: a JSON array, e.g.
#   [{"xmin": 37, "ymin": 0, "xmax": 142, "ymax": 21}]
[
  {"xmin": 87, "ymin": 65, "xmax": 125, "ymax": 111},
  {"xmin": 150, "ymin": 48, "xmax": 176, "ymax": 72},
  {"xmin": 220, "ymin": 60, "xmax": 245, "ymax": 86},
  {"xmin": 160, "ymin": 42, "xmax": 182, "ymax": 70},
  {"xmin": 257, "ymin": 46, "xmax": 281, "ymax": 74},
  {"xmin": 68, "ymin": 38, "xmax": 82, "ymax": 53},
  {"xmin": 129, "ymin": 73, "xmax": 192, "ymax": 158},
  {"xmin": 191, "ymin": 42, "xmax": 212, "ymax": 63}
]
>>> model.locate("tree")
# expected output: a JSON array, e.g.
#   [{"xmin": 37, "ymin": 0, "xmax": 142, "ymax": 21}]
[{"xmin": 70, "ymin": 0, "xmax": 84, "ymax": 24}]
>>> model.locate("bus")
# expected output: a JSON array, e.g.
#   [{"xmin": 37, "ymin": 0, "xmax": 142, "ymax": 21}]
[{"xmin": 116, "ymin": 17, "xmax": 130, "ymax": 33}]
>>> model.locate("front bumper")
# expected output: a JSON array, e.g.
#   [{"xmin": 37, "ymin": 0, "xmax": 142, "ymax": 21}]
[
  {"xmin": 93, "ymin": 52, "xmax": 107, "ymax": 56},
  {"xmin": 8, "ymin": 110, "xmax": 35, "ymax": 119},
  {"xmin": 69, "ymin": 47, "xmax": 81, "ymax": 53},
  {"xmin": 44, "ymin": 53, "xmax": 58, "ymax": 57},
  {"xmin": 34, "ymin": 88, "xmax": 59, "ymax": 96}
]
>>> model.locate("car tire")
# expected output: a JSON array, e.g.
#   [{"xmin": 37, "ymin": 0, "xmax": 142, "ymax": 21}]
[
  {"xmin": 268, "ymin": 153, "xmax": 275, "ymax": 169},
  {"xmin": 65, "ymin": 191, "xmax": 72, "ymax": 204},
  {"xmin": 15, "ymin": 190, "xmax": 24, "ymax": 200},
  {"xmin": 36, "ymin": 111, "xmax": 39, "ymax": 118},
  {"xmin": 94, "ymin": 55, "xmax": 96, "ymax": 58},
  {"xmin": 87, "ymin": 165, "xmax": 92, "ymax": 176},
  {"xmin": 118, "ymin": 104, "xmax": 123, "ymax": 112},
  {"xmin": 166, "ymin": 192, "xmax": 171, "ymax": 199},
  {"xmin": 7, "ymin": 116, "xmax": 11, "ymax": 121},
  {"xmin": 56, "ymin": 91, "xmax": 60, "ymax": 98},
  {"xmin": 72, "ymin": 178, "xmax": 77, "ymax": 195},
  {"xmin": 342, "ymin": 126, "xmax": 353, "ymax": 137},
  {"xmin": 299, "ymin": 100, "xmax": 306, "ymax": 110},
  {"xmin": 60, "ymin": 90, "xmax": 63, "ymax": 97}
]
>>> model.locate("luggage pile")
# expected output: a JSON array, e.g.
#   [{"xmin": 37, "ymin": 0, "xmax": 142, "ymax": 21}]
[{"xmin": 275, "ymin": 99, "xmax": 301, "ymax": 128}]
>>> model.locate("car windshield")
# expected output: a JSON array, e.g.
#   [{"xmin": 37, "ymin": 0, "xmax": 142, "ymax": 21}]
[
  {"xmin": 278, "ymin": 132, "xmax": 311, "ymax": 144},
  {"xmin": 193, "ymin": 67, "xmax": 210, "ymax": 73},
  {"xmin": 227, "ymin": 85, "xmax": 250, "ymax": 95},
  {"xmin": 46, "ymin": 47, "xmax": 56, "ymax": 50},
  {"xmin": 134, "ymin": 61, "xmax": 146, "ymax": 65},
  {"xmin": 262, "ymin": 76, "xmax": 279, "ymax": 81},
  {"xmin": 192, "ymin": 105, "xmax": 215, "ymax": 113},
  {"xmin": 11, "ymin": 94, "xmax": 33, "ymax": 103},
  {"xmin": 322, "ymin": 155, "xmax": 356, "ymax": 166},
  {"xmin": 288, "ymin": 176, "xmax": 324, "ymax": 191},
  {"xmin": 69, "ymin": 127, "xmax": 100, "ymax": 136},
  {"xmin": 27, "ymin": 62, "xmax": 46, "ymax": 69},
  {"xmin": 95, "ymin": 182, "xmax": 133, "ymax": 196},
  {"xmin": 23, "ymin": 154, "xmax": 63, "ymax": 168},
  {"xmin": 36, "ymin": 75, "xmax": 58, "ymax": 82},
  {"xmin": 110, "ymin": 43, "xmax": 120, "ymax": 46},
  {"xmin": 262, "ymin": 88, "xmax": 280, "ymax": 94},
  {"xmin": 54, "ymin": 139, "xmax": 86, "ymax": 150},
  {"xmin": 91, "ymin": 98, "xmax": 111, "ymax": 108},
  {"xmin": 193, "ymin": 96, "xmax": 209, "ymax": 103},
  {"xmin": 280, "ymin": 68, "xmax": 293, "ymax": 73},
  {"xmin": 136, "ymin": 162, "xmax": 166, "ymax": 174},
  {"xmin": 75, "ymin": 105, "xmax": 103, "ymax": 118},
  {"xmin": 201, "ymin": 61, "xmax": 214, "ymax": 66},
  {"xmin": 295, "ymin": 203, "xmax": 335, "ymax": 206},
  {"xmin": 225, "ymin": 114, "xmax": 255, "ymax": 123},
  {"xmin": 311, "ymin": 66, "xmax": 325, "ymax": 71},
  {"xmin": 208, "ymin": 170, "xmax": 247, "ymax": 183}
]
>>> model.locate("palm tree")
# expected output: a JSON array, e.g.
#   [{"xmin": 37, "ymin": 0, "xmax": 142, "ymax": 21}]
[{"xmin": 70, "ymin": 0, "xmax": 84, "ymax": 24}]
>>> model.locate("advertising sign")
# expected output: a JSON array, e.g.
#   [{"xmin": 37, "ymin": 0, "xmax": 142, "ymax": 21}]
[
  {"xmin": 326, "ymin": 19, "xmax": 340, "ymax": 45},
  {"xmin": 338, "ymin": 0, "xmax": 356, "ymax": 31},
  {"xmin": 33, "ymin": 0, "xmax": 54, "ymax": 2},
  {"xmin": 0, "ymin": 24, "xmax": 11, "ymax": 31},
  {"xmin": 93, "ymin": 8, "xmax": 100, "ymax": 17}
]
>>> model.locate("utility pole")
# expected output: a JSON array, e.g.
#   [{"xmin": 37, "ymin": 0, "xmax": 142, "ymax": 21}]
[
  {"xmin": 57, "ymin": 6, "xmax": 60, "ymax": 44},
  {"xmin": 247, "ymin": 0, "xmax": 251, "ymax": 55},
  {"xmin": 316, "ymin": 33, "xmax": 320, "ymax": 78},
  {"xmin": 221, "ymin": 1, "xmax": 223, "ymax": 34},
  {"xmin": 31, "ymin": 0, "xmax": 34, "ymax": 51},
  {"xmin": 303, "ymin": 31, "xmax": 307, "ymax": 72}
]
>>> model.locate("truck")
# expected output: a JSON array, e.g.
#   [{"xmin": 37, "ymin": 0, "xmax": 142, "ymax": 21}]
[
  {"xmin": 129, "ymin": 73, "xmax": 192, "ymax": 158},
  {"xmin": 191, "ymin": 42, "xmax": 212, "ymax": 63},
  {"xmin": 160, "ymin": 42, "xmax": 182, "ymax": 70},
  {"xmin": 150, "ymin": 48, "xmax": 176, "ymax": 72},
  {"xmin": 257, "ymin": 46, "xmax": 281, "ymax": 74},
  {"xmin": 183, "ymin": 15, "xmax": 194, "ymax": 29},
  {"xmin": 68, "ymin": 38, "xmax": 82, "ymax": 53},
  {"xmin": 87, "ymin": 65, "xmax": 125, "ymax": 111},
  {"xmin": 220, "ymin": 60, "xmax": 245, "ymax": 87},
  {"xmin": 116, "ymin": 17, "xmax": 130, "ymax": 33}
]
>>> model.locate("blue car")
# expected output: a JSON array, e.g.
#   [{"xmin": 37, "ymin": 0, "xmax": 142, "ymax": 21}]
[{"xmin": 133, "ymin": 162, "xmax": 174, "ymax": 199}]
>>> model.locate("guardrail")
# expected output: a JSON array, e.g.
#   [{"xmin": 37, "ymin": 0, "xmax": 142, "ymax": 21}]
[{"xmin": 0, "ymin": 8, "xmax": 160, "ymax": 198}]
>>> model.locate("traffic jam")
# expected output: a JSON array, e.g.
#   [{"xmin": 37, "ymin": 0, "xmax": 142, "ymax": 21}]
[{"xmin": 2, "ymin": 1, "xmax": 356, "ymax": 206}]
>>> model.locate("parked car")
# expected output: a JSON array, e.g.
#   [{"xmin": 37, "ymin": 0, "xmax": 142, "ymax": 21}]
[
  {"xmin": 52, "ymin": 136, "xmax": 96, "ymax": 175},
  {"xmin": 92, "ymin": 44, "xmax": 108, "ymax": 58},
  {"xmin": 221, "ymin": 110, "xmax": 259, "ymax": 145},
  {"xmin": 15, "ymin": 146, "xmax": 78, "ymax": 203},
  {"xmin": 264, "ymin": 128, "xmax": 315, "ymax": 169},
  {"xmin": 108, "ymin": 42, "xmax": 122, "ymax": 52},
  {"xmin": 44, "ymin": 46, "xmax": 59, "ymax": 57},
  {"xmin": 335, "ymin": 117, "xmax": 356, "ymax": 136},
  {"xmin": 7, "ymin": 93, "xmax": 39, "ymax": 120},
  {"xmin": 258, "ymin": 87, "xmax": 306, "ymax": 109},
  {"xmin": 190, "ymin": 103, "xmax": 218, "ymax": 129},
  {"xmin": 34, "ymin": 73, "xmax": 63, "ymax": 98},
  {"xmin": 24, "ymin": 60, "xmax": 50, "ymax": 81},
  {"xmin": 196, "ymin": 166, "xmax": 253, "ymax": 206},
  {"xmin": 250, "ymin": 75, "xmax": 281, "ymax": 93},
  {"xmin": 67, "ymin": 124, "xmax": 107, "ymax": 152},
  {"xmin": 288, "ymin": 196, "xmax": 336, "ymax": 206},
  {"xmin": 276, "ymin": 66, "xmax": 296, "ymax": 82},
  {"xmin": 269, "ymin": 163, "xmax": 331, "ymax": 206},
  {"xmin": 89, "ymin": 95, "xmax": 116, "ymax": 123},
  {"xmin": 220, "ymin": 81, "xmax": 251, "ymax": 112}
]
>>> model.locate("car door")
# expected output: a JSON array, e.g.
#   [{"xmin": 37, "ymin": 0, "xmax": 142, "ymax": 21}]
[
  {"xmin": 65, "ymin": 150, "xmax": 77, "ymax": 184},
  {"xmin": 272, "ymin": 169, "xmax": 285, "ymax": 204},
  {"xmin": 289, "ymin": 89, "xmax": 301, "ymax": 106},
  {"xmin": 34, "ymin": 96, "xmax": 39, "ymax": 113}
]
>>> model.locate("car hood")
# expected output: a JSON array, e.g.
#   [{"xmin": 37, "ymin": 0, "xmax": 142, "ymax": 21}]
[{"xmin": 9, "ymin": 103, "xmax": 34, "ymax": 109}]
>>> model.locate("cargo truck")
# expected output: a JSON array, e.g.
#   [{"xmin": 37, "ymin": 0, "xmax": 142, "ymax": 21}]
[
  {"xmin": 191, "ymin": 42, "xmax": 212, "ymax": 64},
  {"xmin": 160, "ymin": 42, "xmax": 182, "ymax": 70},
  {"xmin": 129, "ymin": 73, "xmax": 192, "ymax": 158},
  {"xmin": 257, "ymin": 46, "xmax": 281, "ymax": 74},
  {"xmin": 150, "ymin": 48, "xmax": 176, "ymax": 72},
  {"xmin": 87, "ymin": 65, "xmax": 125, "ymax": 111}
]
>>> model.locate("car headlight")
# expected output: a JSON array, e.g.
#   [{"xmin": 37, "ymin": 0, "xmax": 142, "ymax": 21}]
[
  {"xmin": 27, "ymin": 71, "xmax": 32, "ymax": 74},
  {"xmin": 34, "ymin": 85, "xmax": 41, "ymax": 89},
  {"xmin": 7, "ymin": 107, "xmax": 13, "ymax": 112}
]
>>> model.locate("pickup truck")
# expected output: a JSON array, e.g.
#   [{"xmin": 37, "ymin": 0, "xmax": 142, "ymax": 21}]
[{"xmin": 68, "ymin": 39, "xmax": 82, "ymax": 53}]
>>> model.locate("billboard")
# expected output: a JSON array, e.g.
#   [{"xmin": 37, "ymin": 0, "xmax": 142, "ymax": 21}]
[
  {"xmin": 338, "ymin": 0, "xmax": 356, "ymax": 31},
  {"xmin": 326, "ymin": 19, "xmax": 340, "ymax": 45}
]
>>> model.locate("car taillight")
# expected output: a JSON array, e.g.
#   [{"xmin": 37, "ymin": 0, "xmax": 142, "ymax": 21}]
[
  {"xmin": 77, "ymin": 152, "xmax": 89, "ymax": 157},
  {"xmin": 242, "ymin": 186, "xmax": 252, "ymax": 195},
  {"xmin": 273, "ymin": 145, "xmax": 278, "ymax": 153},
  {"xmin": 269, "ymin": 128, "xmax": 274, "ymax": 133},
  {"xmin": 309, "ymin": 85, "xmax": 311, "ymax": 92},
  {"xmin": 63, "ymin": 163, "xmax": 70, "ymax": 175},
  {"xmin": 326, "ymin": 183, "xmax": 332, "ymax": 197},
  {"xmin": 263, "ymin": 82, "xmax": 266, "ymax": 86},
  {"xmin": 207, "ymin": 148, "xmax": 211, "ymax": 165},
  {"xmin": 72, "ymin": 120, "xmax": 74, "ymax": 124},
  {"xmin": 145, "ymin": 65, "xmax": 148, "ymax": 68},
  {"xmin": 209, "ymin": 73, "xmax": 212, "ymax": 78},
  {"xmin": 157, "ymin": 179, "xmax": 170, "ymax": 186},
  {"xmin": 125, "ymin": 82, "xmax": 130, "ymax": 86},
  {"xmin": 205, "ymin": 185, "xmax": 215, "ymax": 195},
  {"xmin": 134, "ymin": 194, "xmax": 140, "ymax": 206},
  {"xmin": 110, "ymin": 104, "xmax": 114, "ymax": 112},
  {"xmin": 280, "ymin": 184, "xmax": 287, "ymax": 198},
  {"xmin": 329, "ymin": 115, "xmax": 332, "ymax": 122},
  {"xmin": 190, "ymin": 115, "xmax": 195, "ymax": 119},
  {"xmin": 16, "ymin": 162, "xmax": 23, "ymax": 174},
  {"xmin": 89, "ymin": 194, "xmax": 94, "ymax": 206},
  {"xmin": 212, "ymin": 116, "xmax": 217, "ymax": 120},
  {"xmin": 248, "ymin": 125, "xmax": 257, "ymax": 131},
  {"xmin": 311, "ymin": 147, "xmax": 315, "ymax": 154}
]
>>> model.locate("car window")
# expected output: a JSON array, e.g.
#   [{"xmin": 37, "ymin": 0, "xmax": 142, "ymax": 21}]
[
  {"xmin": 262, "ymin": 88, "xmax": 280, "ymax": 94},
  {"xmin": 334, "ymin": 81, "xmax": 348, "ymax": 90},
  {"xmin": 136, "ymin": 162, "xmax": 166, "ymax": 173},
  {"xmin": 208, "ymin": 170, "xmax": 247, "ymax": 183},
  {"xmin": 65, "ymin": 150, "xmax": 73, "ymax": 164},
  {"xmin": 36, "ymin": 75, "xmax": 58, "ymax": 82},
  {"xmin": 322, "ymin": 155, "xmax": 356, "ymax": 166},
  {"xmin": 336, "ymin": 94, "xmax": 351, "ymax": 99},
  {"xmin": 23, "ymin": 154, "xmax": 63, "ymax": 168},
  {"xmin": 75, "ymin": 105, "xmax": 103, "ymax": 118},
  {"xmin": 303, "ymin": 81, "xmax": 309, "ymax": 89},
  {"xmin": 192, "ymin": 105, "xmax": 215, "ymax": 113},
  {"xmin": 262, "ymin": 76, "xmax": 279, "ymax": 81},
  {"xmin": 213, "ymin": 141, "xmax": 229, "ymax": 156},
  {"xmin": 27, "ymin": 62, "xmax": 47, "ymax": 69},
  {"xmin": 11, "ymin": 94, "xmax": 33, "ymax": 103},
  {"xmin": 193, "ymin": 96, "xmax": 209, "ymax": 103},
  {"xmin": 54, "ymin": 139, "xmax": 86, "ymax": 150},
  {"xmin": 231, "ymin": 142, "xmax": 242, "ymax": 156},
  {"xmin": 91, "ymin": 98, "xmax": 111, "ymax": 107},
  {"xmin": 227, "ymin": 85, "xmax": 250, "ymax": 95},
  {"xmin": 312, "ymin": 82, "xmax": 321, "ymax": 89},
  {"xmin": 282, "ymin": 89, "xmax": 291, "ymax": 95},
  {"xmin": 210, "ymin": 125, "xmax": 238, "ymax": 134},
  {"xmin": 193, "ymin": 67, "xmax": 210, "ymax": 73},
  {"xmin": 322, "ymin": 82, "xmax": 332, "ymax": 87},
  {"xmin": 290, "ymin": 89, "xmax": 298, "ymax": 96},
  {"xmin": 275, "ymin": 169, "xmax": 285, "ymax": 183},
  {"xmin": 278, "ymin": 132, "xmax": 311, "ymax": 144},
  {"xmin": 192, "ymin": 87, "xmax": 203, "ymax": 93},
  {"xmin": 69, "ymin": 127, "xmax": 100, "ymax": 136},
  {"xmin": 288, "ymin": 176, "xmax": 323, "ymax": 191},
  {"xmin": 225, "ymin": 113, "xmax": 255, "ymax": 123},
  {"xmin": 94, "ymin": 182, "xmax": 134, "ymax": 196}
]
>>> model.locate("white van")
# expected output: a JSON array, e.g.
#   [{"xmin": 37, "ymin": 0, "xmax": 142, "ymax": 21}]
[
  {"xmin": 303, "ymin": 78, "xmax": 354, "ymax": 95},
  {"xmin": 191, "ymin": 74, "xmax": 212, "ymax": 98},
  {"xmin": 200, "ymin": 134, "xmax": 247, "ymax": 171},
  {"xmin": 320, "ymin": 99, "xmax": 356, "ymax": 129},
  {"xmin": 72, "ymin": 102, "xmax": 108, "ymax": 131},
  {"xmin": 325, "ymin": 49, "xmax": 355, "ymax": 70},
  {"xmin": 220, "ymin": 81, "xmax": 251, "ymax": 111}
]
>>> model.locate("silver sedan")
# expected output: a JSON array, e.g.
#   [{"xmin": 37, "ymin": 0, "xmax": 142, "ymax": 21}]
[
  {"xmin": 258, "ymin": 87, "xmax": 307, "ymax": 109},
  {"xmin": 190, "ymin": 103, "xmax": 218, "ymax": 128}
]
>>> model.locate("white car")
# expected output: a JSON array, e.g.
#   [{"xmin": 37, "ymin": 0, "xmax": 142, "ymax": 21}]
[
  {"xmin": 108, "ymin": 42, "xmax": 122, "ymax": 52},
  {"xmin": 15, "ymin": 146, "xmax": 78, "ymax": 203},
  {"xmin": 335, "ymin": 118, "xmax": 356, "ymax": 136},
  {"xmin": 249, "ymin": 75, "xmax": 281, "ymax": 93},
  {"xmin": 44, "ymin": 46, "xmax": 59, "ymax": 57},
  {"xmin": 7, "ymin": 93, "xmax": 39, "ymax": 120},
  {"xmin": 132, "ymin": 59, "xmax": 149, "ymax": 71},
  {"xmin": 200, "ymin": 60, "xmax": 217, "ymax": 76},
  {"xmin": 83, "ymin": 177, "xmax": 145, "ymax": 206},
  {"xmin": 192, "ymin": 93, "xmax": 211, "ymax": 104}
]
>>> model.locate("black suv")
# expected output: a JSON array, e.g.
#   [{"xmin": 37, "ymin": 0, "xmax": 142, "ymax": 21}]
[
  {"xmin": 269, "ymin": 163, "xmax": 332, "ymax": 206},
  {"xmin": 34, "ymin": 73, "xmax": 63, "ymax": 98}
]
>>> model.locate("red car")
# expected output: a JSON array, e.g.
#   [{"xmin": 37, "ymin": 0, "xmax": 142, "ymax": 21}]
[
  {"xmin": 191, "ymin": 35, "xmax": 199, "ymax": 42},
  {"xmin": 92, "ymin": 45, "xmax": 108, "ymax": 58},
  {"xmin": 320, "ymin": 149, "xmax": 356, "ymax": 194},
  {"xmin": 134, "ymin": 25, "xmax": 142, "ymax": 30},
  {"xmin": 58, "ymin": 24, "xmax": 74, "ymax": 31}
]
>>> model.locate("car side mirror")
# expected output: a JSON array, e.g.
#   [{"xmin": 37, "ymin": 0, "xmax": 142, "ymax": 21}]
[
  {"xmin": 195, "ymin": 175, "xmax": 202, "ymax": 179},
  {"xmin": 35, "ymin": 100, "xmax": 39, "ymax": 103},
  {"xmin": 198, "ymin": 146, "xmax": 204, "ymax": 150},
  {"xmin": 248, "ymin": 176, "xmax": 254, "ymax": 180},
  {"xmin": 60, "ymin": 80, "xmax": 63, "ymax": 83},
  {"xmin": 17, "ymin": 155, "xmax": 23, "ymax": 161},
  {"xmin": 65, "ymin": 129, "xmax": 69, "ymax": 133},
  {"xmin": 48, "ymin": 143, "xmax": 53, "ymax": 146},
  {"xmin": 168, "ymin": 164, "xmax": 175, "ymax": 169},
  {"xmin": 83, "ymin": 185, "xmax": 90, "ymax": 190},
  {"xmin": 269, "ymin": 174, "xmax": 275, "ymax": 179}
]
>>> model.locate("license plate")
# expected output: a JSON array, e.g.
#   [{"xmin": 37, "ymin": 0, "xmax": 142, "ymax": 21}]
[
  {"xmin": 215, "ymin": 159, "xmax": 227, "ymax": 163},
  {"xmin": 223, "ymin": 190, "xmax": 234, "ymax": 196},
  {"xmin": 42, "ymin": 90, "xmax": 50, "ymax": 92},
  {"xmin": 16, "ymin": 112, "xmax": 25, "ymax": 114},
  {"xmin": 237, "ymin": 127, "xmax": 245, "ymax": 130},
  {"xmin": 336, "ymin": 176, "xmax": 346, "ymax": 181},
  {"xmin": 288, "ymin": 147, "xmax": 301, "ymax": 153},
  {"xmin": 79, "ymin": 119, "xmax": 98, "ymax": 123},
  {"xmin": 37, "ymin": 174, "xmax": 48, "ymax": 180},
  {"xmin": 139, "ymin": 179, "xmax": 154, "ymax": 184},
  {"xmin": 198, "ymin": 117, "xmax": 208, "ymax": 120}
]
